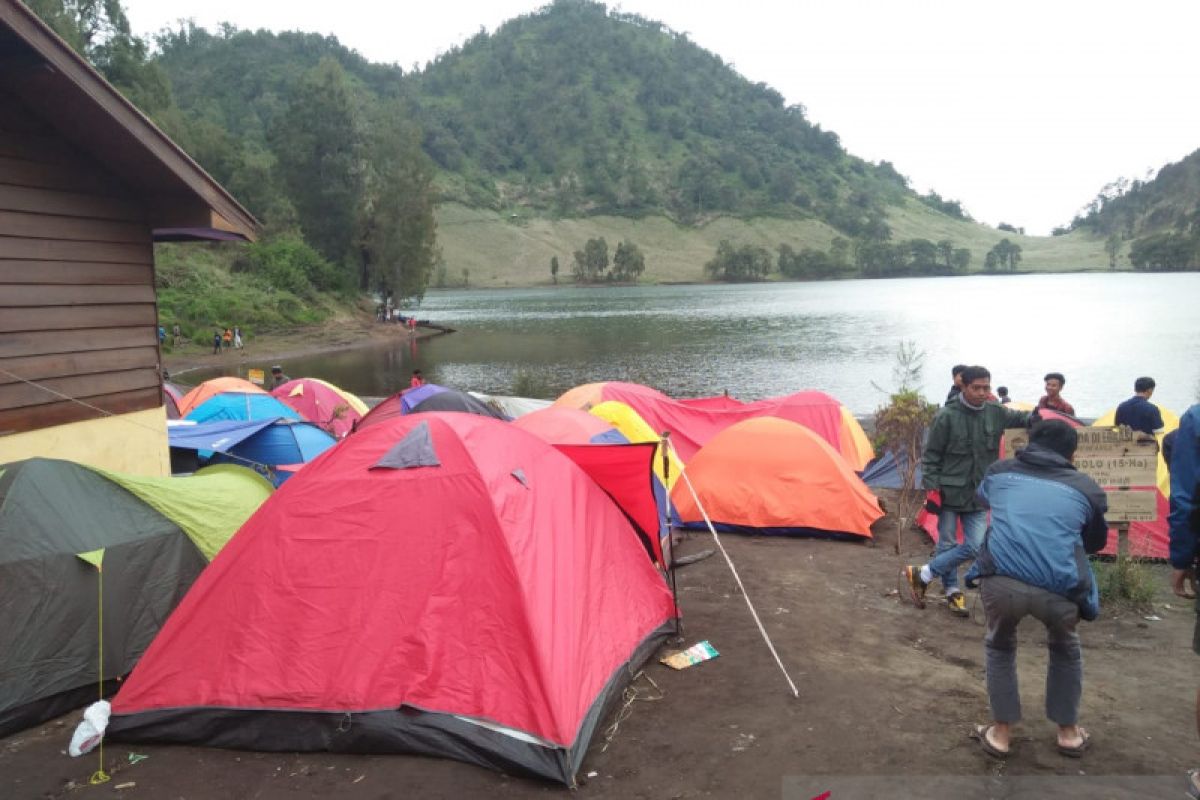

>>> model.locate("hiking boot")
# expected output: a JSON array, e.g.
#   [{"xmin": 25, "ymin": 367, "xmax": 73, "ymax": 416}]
[
  {"xmin": 902, "ymin": 565, "xmax": 928, "ymax": 609},
  {"xmin": 947, "ymin": 591, "xmax": 969, "ymax": 617}
]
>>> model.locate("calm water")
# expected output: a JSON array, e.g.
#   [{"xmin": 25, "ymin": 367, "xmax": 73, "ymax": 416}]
[{"xmin": 191, "ymin": 273, "xmax": 1200, "ymax": 418}]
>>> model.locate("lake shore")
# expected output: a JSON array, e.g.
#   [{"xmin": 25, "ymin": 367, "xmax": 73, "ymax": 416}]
[{"xmin": 162, "ymin": 311, "xmax": 447, "ymax": 383}]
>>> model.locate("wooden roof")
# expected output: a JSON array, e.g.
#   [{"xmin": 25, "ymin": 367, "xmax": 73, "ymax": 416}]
[{"xmin": 0, "ymin": 0, "xmax": 258, "ymax": 240}]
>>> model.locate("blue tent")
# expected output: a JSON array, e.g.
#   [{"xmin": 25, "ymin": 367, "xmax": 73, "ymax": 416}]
[
  {"xmin": 858, "ymin": 449, "xmax": 923, "ymax": 490},
  {"xmin": 170, "ymin": 419, "xmax": 336, "ymax": 485},
  {"xmin": 186, "ymin": 393, "xmax": 302, "ymax": 424}
]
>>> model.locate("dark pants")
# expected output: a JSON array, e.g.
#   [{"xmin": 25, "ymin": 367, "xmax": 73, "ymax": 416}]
[{"xmin": 981, "ymin": 575, "xmax": 1082, "ymax": 726}]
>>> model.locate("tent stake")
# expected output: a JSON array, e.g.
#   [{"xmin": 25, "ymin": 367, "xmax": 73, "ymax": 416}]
[{"xmin": 661, "ymin": 433, "xmax": 683, "ymax": 638}]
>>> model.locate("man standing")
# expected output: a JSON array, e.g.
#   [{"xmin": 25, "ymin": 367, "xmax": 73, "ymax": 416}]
[
  {"xmin": 1115, "ymin": 377, "xmax": 1164, "ymax": 435},
  {"xmin": 270, "ymin": 365, "xmax": 290, "ymax": 389},
  {"xmin": 946, "ymin": 364, "xmax": 968, "ymax": 404},
  {"xmin": 965, "ymin": 420, "xmax": 1107, "ymax": 759},
  {"xmin": 1038, "ymin": 372, "xmax": 1076, "ymax": 417},
  {"xmin": 1165, "ymin": 405, "xmax": 1200, "ymax": 795},
  {"xmin": 904, "ymin": 365, "xmax": 1030, "ymax": 616}
]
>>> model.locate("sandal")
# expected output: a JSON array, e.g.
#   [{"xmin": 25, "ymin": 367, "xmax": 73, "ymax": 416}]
[
  {"xmin": 1056, "ymin": 728, "xmax": 1090, "ymax": 758},
  {"xmin": 970, "ymin": 724, "xmax": 1009, "ymax": 759}
]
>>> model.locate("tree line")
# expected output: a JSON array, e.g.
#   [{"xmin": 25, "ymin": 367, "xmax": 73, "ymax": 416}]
[
  {"xmin": 551, "ymin": 238, "xmax": 647, "ymax": 283},
  {"xmin": 704, "ymin": 235, "xmax": 976, "ymax": 282}
]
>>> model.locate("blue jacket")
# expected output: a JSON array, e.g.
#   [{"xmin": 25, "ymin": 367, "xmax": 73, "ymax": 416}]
[
  {"xmin": 1168, "ymin": 405, "xmax": 1200, "ymax": 569},
  {"xmin": 966, "ymin": 444, "xmax": 1108, "ymax": 620}
]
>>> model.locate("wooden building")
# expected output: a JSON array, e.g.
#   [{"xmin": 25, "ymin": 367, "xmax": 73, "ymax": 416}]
[{"xmin": 0, "ymin": 0, "xmax": 257, "ymax": 473}]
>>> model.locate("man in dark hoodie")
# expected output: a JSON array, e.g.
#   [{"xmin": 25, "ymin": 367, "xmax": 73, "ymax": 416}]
[{"xmin": 965, "ymin": 420, "xmax": 1108, "ymax": 760}]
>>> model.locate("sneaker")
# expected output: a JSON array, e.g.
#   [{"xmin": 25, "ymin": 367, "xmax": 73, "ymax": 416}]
[
  {"xmin": 902, "ymin": 565, "xmax": 928, "ymax": 608},
  {"xmin": 947, "ymin": 591, "xmax": 969, "ymax": 617}
]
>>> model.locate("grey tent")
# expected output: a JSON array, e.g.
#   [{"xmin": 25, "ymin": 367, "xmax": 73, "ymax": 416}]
[
  {"xmin": 0, "ymin": 459, "xmax": 206, "ymax": 736},
  {"xmin": 408, "ymin": 389, "xmax": 511, "ymax": 419}
]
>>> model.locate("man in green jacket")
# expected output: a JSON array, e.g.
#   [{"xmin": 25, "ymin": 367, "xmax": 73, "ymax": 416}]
[{"xmin": 904, "ymin": 365, "xmax": 1031, "ymax": 616}]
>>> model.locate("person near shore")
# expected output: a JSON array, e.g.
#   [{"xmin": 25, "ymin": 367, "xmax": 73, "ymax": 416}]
[
  {"xmin": 997, "ymin": 386, "xmax": 1011, "ymax": 405},
  {"xmin": 212, "ymin": 331, "xmax": 221, "ymax": 355},
  {"xmin": 904, "ymin": 365, "xmax": 1031, "ymax": 617},
  {"xmin": 964, "ymin": 420, "xmax": 1107, "ymax": 759},
  {"xmin": 946, "ymin": 364, "xmax": 967, "ymax": 404},
  {"xmin": 1115, "ymin": 377, "xmax": 1164, "ymax": 435},
  {"xmin": 172, "ymin": 323, "xmax": 181, "ymax": 347},
  {"xmin": 222, "ymin": 328, "xmax": 233, "ymax": 351},
  {"xmin": 1164, "ymin": 405, "xmax": 1200, "ymax": 795},
  {"xmin": 410, "ymin": 369, "xmax": 424, "ymax": 389},
  {"xmin": 1038, "ymin": 372, "xmax": 1076, "ymax": 417},
  {"xmin": 233, "ymin": 326, "xmax": 243, "ymax": 350},
  {"xmin": 158, "ymin": 325, "xmax": 166, "ymax": 346},
  {"xmin": 271, "ymin": 365, "xmax": 290, "ymax": 388},
  {"xmin": 408, "ymin": 316, "xmax": 418, "ymax": 335}
]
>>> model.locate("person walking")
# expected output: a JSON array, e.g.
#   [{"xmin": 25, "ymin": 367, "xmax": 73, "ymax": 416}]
[
  {"xmin": 222, "ymin": 328, "xmax": 233, "ymax": 351},
  {"xmin": 212, "ymin": 330, "xmax": 221, "ymax": 355},
  {"xmin": 233, "ymin": 326, "xmax": 243, "ymax": 350},
  {"xmin": 172, "ymin": 323, "xmax": 181, "ymax": 348},
  {"xmin": 964, "ymin": 420, "xmax": 1107, "ymax": 759},
  {"xmin": 904, "ymin": 365, "xmax": 1031, "ymax": 616},
  {"xmin": 1165, "ymin": 405, "xmax": 1200, "ymax": 795},
  {"xmin": 1038, "ymin": 372, "xmax": 1076, "ymax": 417},
  {"xmin": 1115, "ymin": 377, "xmax": 1164, "ymax": 435}
]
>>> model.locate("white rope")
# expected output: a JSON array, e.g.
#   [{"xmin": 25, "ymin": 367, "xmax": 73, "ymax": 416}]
[
  {"xmin": 0, "ymin": 367, "xmax": 275, "ymax": 474},
  {"xmin": 667, "ymin": 439, "xmax": 800, "ymax": 699}
]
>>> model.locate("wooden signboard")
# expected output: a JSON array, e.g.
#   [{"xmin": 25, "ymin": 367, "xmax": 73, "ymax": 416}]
[
  {"xmin": 246, "ymin": 368, "xmax": 265, "ymax": 386},
  {"xmin": 1003, "ymin": 425, "xmax": 1159, "ymax": 522}
]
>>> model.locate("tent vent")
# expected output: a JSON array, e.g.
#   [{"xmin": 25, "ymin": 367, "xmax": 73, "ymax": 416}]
[
  {"xmin": 372, "ymin": 422, "xmax": 441, "ymax": 470},
  {"xmin": 510, "ymin": 468, "xmax": 530, "ymax": 488}
]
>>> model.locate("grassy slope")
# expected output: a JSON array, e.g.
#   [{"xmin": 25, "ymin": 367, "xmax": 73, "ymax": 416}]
[{"xmin": 436, "ymin": 201, "xmax": 1113, "ymax": 287}]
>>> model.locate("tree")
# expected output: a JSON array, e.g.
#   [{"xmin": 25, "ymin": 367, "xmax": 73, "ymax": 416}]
[
  {"xmin": 936, "ymin": 239, "xmax": 954, "ymax": 270},
  {"xmin": 986, "ymin": 239, "xmax": 1022, "ymax": 272},
  {"xmin": 550, "ymin": 255, "xmax": 559, "ymax": 284},
  {"xmin": 1105, "ymin": 234, "xmax": 1122, "ymax": 269},
  {"xmin": 612, "ymin": 240, "xmax": 646, "ymax": 282},
  {"xmin": 272, "ymin": 58, "xmax": 367, "ymax": 270},
  {"xmin": 705, "ymin": 240, "xmax": 770, "ymax": 281},
  {"xmin": 951, "ymin": 248, "xmax": 971, "ymax": 272},
  {"xmin": 357, "ymin": 104, "xmax": 438, "ymax": 302}
]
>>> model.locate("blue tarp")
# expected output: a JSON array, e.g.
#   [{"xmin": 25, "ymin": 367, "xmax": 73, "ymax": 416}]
[
  {"xmin": 858, "ymin": 449, "xmax": 923, "ymax": 490},
  {"xmin": 169, "ymin": 419, "xmax": 277, "ymax": 452},
  {"xmin": 186, "ymin": 393, "xmax": 302, "ymax": 424}
]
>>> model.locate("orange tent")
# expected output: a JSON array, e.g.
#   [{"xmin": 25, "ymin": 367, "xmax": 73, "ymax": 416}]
[
  {"xmin": 177, "ymin": 376, "xmax": 267, "ymax": 417},
  {"xmin": 671, "ymin": 417, "xmax": 883, "ymax": 539}
]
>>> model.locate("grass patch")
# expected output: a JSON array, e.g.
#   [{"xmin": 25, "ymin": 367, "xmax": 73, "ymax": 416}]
[{"xmin": 1093, "ymin": 555, "xmax": 1159, "ymax": 608}]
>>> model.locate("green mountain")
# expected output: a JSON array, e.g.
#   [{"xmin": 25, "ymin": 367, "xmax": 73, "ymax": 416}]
[{"xmin": 1068, "ymin": 149, "xmax": 1200, "ymax": 269}]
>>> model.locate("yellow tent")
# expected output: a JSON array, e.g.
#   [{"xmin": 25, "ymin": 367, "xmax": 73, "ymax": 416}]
[
  {"xmin": 589, "ymin": 400, "xmax": 683, "ymax": 489},
  {"xmin": 838, "ymin": 406, "xmax": 875, "ymax": 471}
]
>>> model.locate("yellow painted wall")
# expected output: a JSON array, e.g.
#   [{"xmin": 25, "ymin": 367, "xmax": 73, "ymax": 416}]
[{"xmin": 0, "ymin": 406, "xmax": 170, "ymax": 476}]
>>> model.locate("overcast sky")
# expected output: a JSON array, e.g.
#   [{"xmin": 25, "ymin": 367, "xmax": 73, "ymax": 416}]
[{"xmin": 122, "ymin": 0, "xmax": 1200, "ymax": 235}]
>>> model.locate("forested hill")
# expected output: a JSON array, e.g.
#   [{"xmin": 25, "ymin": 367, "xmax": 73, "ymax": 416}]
[
  {"xmin": 151, "ymin": 0, "xmax": 962, "ymax": 233},
  {"xmin": 1068, "ymin": 149, "xmax": 1200, "ymax": 269}
]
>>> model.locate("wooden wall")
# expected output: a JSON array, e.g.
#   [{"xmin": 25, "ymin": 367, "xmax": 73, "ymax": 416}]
[{"xmin": 0, "ymin": 89, "xmax": 161, "ymax": 437}]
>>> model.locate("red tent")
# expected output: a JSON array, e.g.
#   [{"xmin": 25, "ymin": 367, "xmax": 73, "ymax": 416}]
[
  {"xmin": 108, "ymin": 414, "xmax": 675, "ymax": 785},
  {"xmin": 556, "ymin": 381, "xmax": 848, "ymax": 463}
]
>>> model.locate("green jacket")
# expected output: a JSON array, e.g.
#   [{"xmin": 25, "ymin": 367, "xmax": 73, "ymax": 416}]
[{"xmin": 922, "ymin": 398, "xmax": 1030, "ymax": 511}]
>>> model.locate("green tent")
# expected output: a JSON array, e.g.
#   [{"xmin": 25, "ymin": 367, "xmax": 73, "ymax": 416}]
[{"xmin": 0, "ymin": 459, "xmax": 271, "ymax": 737}]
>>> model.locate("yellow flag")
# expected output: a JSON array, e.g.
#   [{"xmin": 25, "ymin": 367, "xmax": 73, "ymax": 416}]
[{"xmin": 76, "ymin": 548, "xmax": 105, "ymax": 571}]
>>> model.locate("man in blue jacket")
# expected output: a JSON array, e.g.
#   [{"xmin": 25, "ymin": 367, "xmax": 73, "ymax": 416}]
[
  {"xmin": 1166, "ymin": 404, "xmax": 1200, "ymax": 796},
  {"xmin": 965, "ymin": 420, "xmax": 1108, "ymax": 759}
]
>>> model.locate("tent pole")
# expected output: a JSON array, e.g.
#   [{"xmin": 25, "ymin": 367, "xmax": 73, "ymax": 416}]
[{"xmin": 661, "ymin": 432, "xmax": 683, "ymax": 637}]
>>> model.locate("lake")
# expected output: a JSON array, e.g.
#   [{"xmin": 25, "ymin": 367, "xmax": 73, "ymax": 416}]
[{"xmin": 196, "ymin": 272, "xmax": 1200, "ymax": 418}]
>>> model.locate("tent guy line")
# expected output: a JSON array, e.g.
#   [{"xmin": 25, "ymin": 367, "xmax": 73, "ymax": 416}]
[
  {"xmin": 668, "ymin": 438, "xmax": 801, "ymax": 699},
  {"xmin": 0, "ymin": 367, "xmax": 276, "ymax": 474}
]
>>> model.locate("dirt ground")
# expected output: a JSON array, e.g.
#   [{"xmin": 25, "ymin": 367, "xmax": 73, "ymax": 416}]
[{"xmin": 3, "ymin": 491, "xmax": 1196, "ymax": 799}]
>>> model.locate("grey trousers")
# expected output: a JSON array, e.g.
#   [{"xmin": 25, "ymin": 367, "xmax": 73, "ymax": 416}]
[{"xmin": 980, "ymin": 574, "xmax": 1082, "ymax": 726}]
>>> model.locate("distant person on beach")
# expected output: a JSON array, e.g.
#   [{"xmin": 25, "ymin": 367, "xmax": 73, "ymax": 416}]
[
  {"xmin": 904, "ymin": 365, "xmax": 1031, "ymax": 617},
  {"xmin": 997, "ymin": 386, "xmax": 1011, "ymax": 404},
  {"xmin": 946, "ymin": 364, "xmax": 967, "ymax": 404},
  {"xmin": 172, "ymin": 323, "xmax": 181, "ymax": 347},
  {"xmin": 233, "ymin": 326, "xmax": 243, "ymax": 350},
  {"xmin": 408, "ymin": 316, "xmax": 418, "ymax": 335},
  {"xmin": 1115, "ymin": 377, "xmax": 1164, "ymax": 435},
  {"xmin": 1165, "ymin": 404, "xmax": 1200, "ymax": 796},
  {"xmin": 410, "ymin": 370, "xmax": 424, "ymax": 389},
  {"xmin": 271, "ymin": 365, "xmax": 290, "ymax": 388},
  {"xmin": 1038, "ymin": 372, "xmax": 1075, "ymax": 417},
  {"xmin": 222, "ymin": 328, "xmax": 233, "ymax": 351},
  {"xmin": 965, "ymin": 419, "xmax": 1107, "ymax": 760},
  {"xmin": 212, "ymin": 331, "xmax": 221, "ymax": 355},
  {"xmin": 158, "ymin": 325, "xmax": 166, "ymax": 346}
]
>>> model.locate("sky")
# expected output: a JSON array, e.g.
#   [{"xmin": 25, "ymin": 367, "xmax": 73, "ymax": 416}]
[{"xmin": 121, "ymin": 0, "xmax": 1200, "ymax": 235}]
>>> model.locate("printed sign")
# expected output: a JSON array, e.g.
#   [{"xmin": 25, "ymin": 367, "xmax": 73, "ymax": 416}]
[
  {"xmin": 1003, "ymin": 425, "xmax": 1159, "ymax": 522},
  {"xmin": 246, "ymin": 368, "xmax": 265, "ymax": 386}
]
